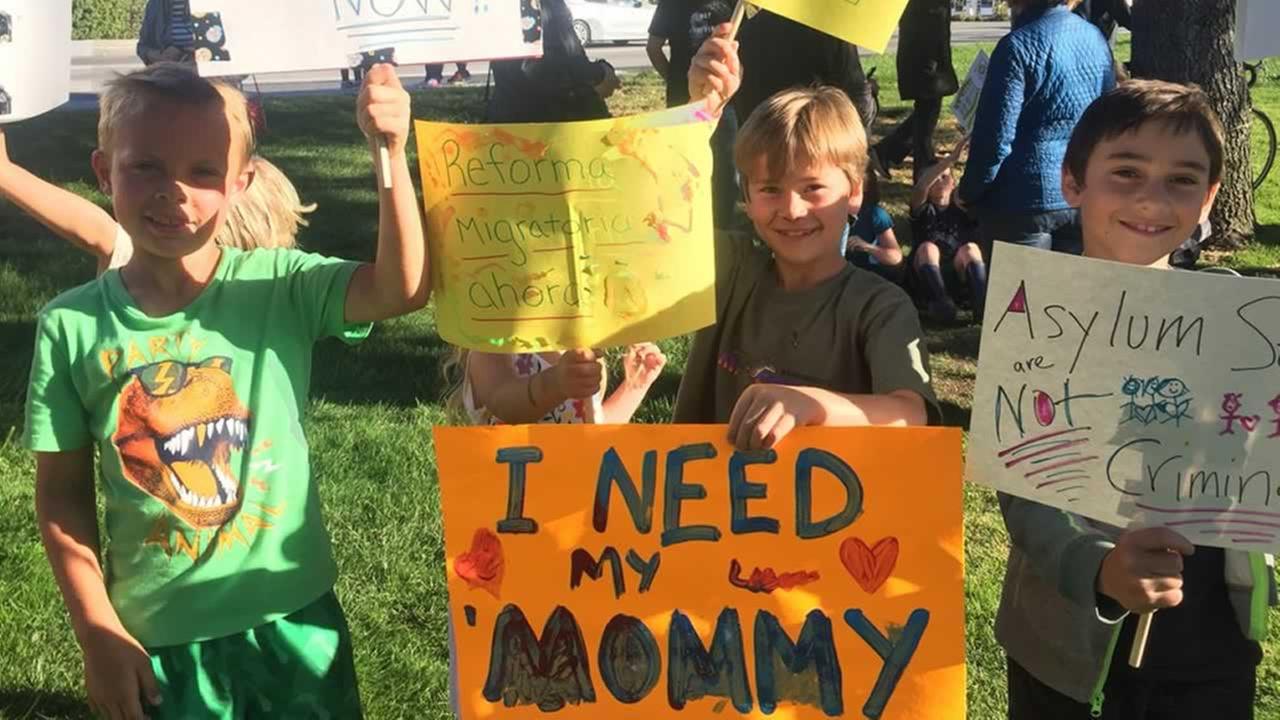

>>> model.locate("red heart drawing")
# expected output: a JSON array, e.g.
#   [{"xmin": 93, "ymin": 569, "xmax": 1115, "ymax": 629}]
[
  {"xmin": 839, "ymin": 536, "xmax": 899, "ymax": 594},
  {"xmin": 1241, "ymin": 416, "xmax": 1261, "ymax": 432},
  {"xmin": 455, "ymin": 528, "xmax": 504, "ymax": 599}
]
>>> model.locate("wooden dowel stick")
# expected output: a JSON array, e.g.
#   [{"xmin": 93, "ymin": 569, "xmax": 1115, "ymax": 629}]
[{"xmin": 1128, "ymin": 611, "xmax": 1154, "ymax": 668}]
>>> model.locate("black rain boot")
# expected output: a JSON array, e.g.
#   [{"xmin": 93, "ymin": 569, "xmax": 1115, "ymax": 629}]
[
  {"xmin": 967, "ymin": 262, "xmax": 989, "ymax": 323},
  {"xmin": 919, "ymin": 263, "xmax": 956, "ymax": 324}
]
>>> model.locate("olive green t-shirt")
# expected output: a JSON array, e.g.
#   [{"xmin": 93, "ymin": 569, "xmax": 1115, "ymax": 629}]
[
  {"xmin": 23, "ymin": 247, "xmax": 369, "ymax": 647},
  {"xmin": 674, "ymin": 231, "xmax": 941, "ymax": 424}
]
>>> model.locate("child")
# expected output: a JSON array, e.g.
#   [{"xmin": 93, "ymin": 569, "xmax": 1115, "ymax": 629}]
[
  {"xmin": 905, "ymin": 138, "xmax": 987, "ymax": 324},
  {"xmin": 448, "ymin": 344, "xmax": 667, "ymax": 425},
  {"xmin": 22, "ymin": 62, "xmax": 425, "ymax": 718},
  {"xmin": 677, "ymin": 32, "xmax": 941, "ymax": 451},
  {"xmin": 0, "ymin": 125, "xmax": 312, "ymax": 273},
  {"xmin": 843, "ymin": 169, "xmax": 905, "ymax": 283},
  {"xmin": 999, "ymin": 80, "xmax": 1275, "ymax": 719}
]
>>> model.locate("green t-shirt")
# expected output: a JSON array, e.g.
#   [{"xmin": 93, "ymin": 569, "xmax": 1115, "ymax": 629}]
[
  {"xmin": 674, "ymin": 231, "xmax": 942, "ymax": 425},
  {"xmin": 24, "ymin": 247, "xmax": 369, "ymax": 648}
]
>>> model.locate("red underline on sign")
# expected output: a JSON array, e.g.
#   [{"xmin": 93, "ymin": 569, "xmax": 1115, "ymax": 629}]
[
  {"xmin": 1136, "ymin": 502, "xmax": 1280, "ymax": 519},
  {"xmin": 1202, "ymin": 528, "xmax": 1275, "ymax": 538},
  {"xmin": 461, "ymin": 254, "xmax": 509, "ymax": 261},
  {"xmin": 1005, "ymin": 439, "xmax": 1090, "ymax": 468},
  {"xmin": 471, "ymin": 315, "xmax": 593, "ymax": 321},
  {"xmin": 1036, "ymin": 476, "xmax": 1087, "ymax": 489},
  {"xmin": 450, "ymin": 188, "xmax": 613, "ymax": 197},
  {"xmin": 1024, "ymin": 456, "xmax": 1098, "ymax": 477},
  {"xmin": 597, "ymin": 241, "xmax": 650, "ymax": 247},
  {"xmin": 1167, "ymin": 518, "xmax": 1280, "ymax": 529},
  {"xmin": 997, "ymin": 426, "xmax": 1091, "ymax": 458}
]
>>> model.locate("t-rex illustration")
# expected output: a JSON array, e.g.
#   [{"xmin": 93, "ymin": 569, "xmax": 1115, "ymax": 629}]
[{"xmin": 112, "ymin": 356, "xmax": 250, "ymax": 529}]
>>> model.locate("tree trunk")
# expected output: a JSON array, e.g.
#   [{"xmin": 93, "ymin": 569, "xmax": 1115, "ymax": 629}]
[{"xmin": 1130, "ymin": 0, "xmax": 1253, "ymax": 249}]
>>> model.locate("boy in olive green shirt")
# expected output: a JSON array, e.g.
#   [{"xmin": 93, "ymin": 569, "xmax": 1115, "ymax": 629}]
[{"xmin": 676, "ymin": 34, "xmax": 939, "ymax": 449}]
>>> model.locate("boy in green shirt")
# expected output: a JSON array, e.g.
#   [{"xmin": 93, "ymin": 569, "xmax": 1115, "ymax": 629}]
[{"xmin": 23, "ymin": 62, "xmax": 426, "ymax": 719}]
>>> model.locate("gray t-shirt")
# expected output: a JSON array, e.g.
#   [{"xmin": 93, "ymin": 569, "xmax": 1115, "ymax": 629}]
[{"xmin": 675, "ymin": 231, "xmax": 941, "ymax": 424}]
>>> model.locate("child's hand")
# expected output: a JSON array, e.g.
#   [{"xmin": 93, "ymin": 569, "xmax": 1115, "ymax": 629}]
[
  {"xmin": 1097, "ymin": 527, "xmax": 1195, "ymax": 613},
  {"xmin": 82, "ymin": 624, "xmax": 161, "ymax": 720},
  {"xmin": 688, "ymin": 23, "xmax": 741, "ymax": 113},
  {"xmin": 357, "ymin": 64, "xmax": 411, "ymax": 156},
  {"xmin": 728, "ymin": 384, "xmax": 823, "ymax": 451},
  {"xmin": 551, "ymin": 349, "xmax": 605, "ymax": 401},
  {"xmin": 623, "ymin": 343, "xmax": 667, "ymax": 389}
]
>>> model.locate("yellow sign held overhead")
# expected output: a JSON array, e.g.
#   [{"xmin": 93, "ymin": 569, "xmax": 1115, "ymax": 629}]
[
  {"xmin": 415, "ymin": 105, "xmax": 718, "ymax": 352},
  {"xmin": 748, "ymin": 0, "xmax": 910, "ymax": 53}
]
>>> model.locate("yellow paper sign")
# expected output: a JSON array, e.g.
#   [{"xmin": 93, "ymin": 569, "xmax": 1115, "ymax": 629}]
[
  {"xmin": 415, "ymin": 106, "xmax": 717, "ymax": 353},
  {"xmin": 748, "ymin": 0, "xmax": 911, "ymax": 53},
  {"xmin": 435, "ymin": 425, "xmax": 966, "ymax": 719}
]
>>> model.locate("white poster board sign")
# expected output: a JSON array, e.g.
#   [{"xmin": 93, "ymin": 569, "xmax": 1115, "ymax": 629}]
[
  {"xmin": 190, "ymin": 0, "xmax": 540, "ymax": 77},
  {"xmin": 1235, "ymin": 0, "xmax": 1280, "ymax": 62},
  {"xmin": 951, "ymin": 49, "xmax": 988, "ymax": 134},
  {"xmin": 967, "ymin": 245, "xmax": 1280, "ymax": 554},
  {"xmin": 0, "ymin": 0, "xmax": 72, "ymax": 123}
]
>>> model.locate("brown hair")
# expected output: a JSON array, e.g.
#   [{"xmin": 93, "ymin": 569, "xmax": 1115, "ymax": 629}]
[
  {"xmin": 98, "ymin": 62, "xmax": 255, "ymax": 163},
  {"xmin": 1064, "ymin": 79, "xmax": 1226, "ymax": 186},
  {"xmin": 734, "ymin": 86, "xmax": 868, "ymax": 188}
]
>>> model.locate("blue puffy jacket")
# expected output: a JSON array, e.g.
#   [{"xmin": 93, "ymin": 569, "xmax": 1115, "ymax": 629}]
[{"xmin": 957, "ymin": 5, "xmax": 1115, "ymax": 214}]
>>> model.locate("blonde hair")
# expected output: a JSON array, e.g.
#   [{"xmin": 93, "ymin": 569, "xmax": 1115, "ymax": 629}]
[
  {"xmin": 98, "ymin": 62, "xmax": 255, "ymax": 164},
  {"xmin": 734, "ymin": 86, "xmax": 869, "ymax": 188},
  {"xmin": 216, "ymin": 156, "xmax": 314, "ymax": 250}
]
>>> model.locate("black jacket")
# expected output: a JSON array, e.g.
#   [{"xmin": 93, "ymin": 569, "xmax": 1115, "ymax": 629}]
[
  {"xmin": 896, "ymin": 0, "xmax": 958, "ymax": 100},
  {"xmin": 487, "ymin": 0, "xmax": 611, "ymax": 123}
]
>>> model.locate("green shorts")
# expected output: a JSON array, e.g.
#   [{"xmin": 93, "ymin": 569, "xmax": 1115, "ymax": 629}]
[{"xmin": 146, "ymin": 590, "xmax": 363, "ymax": 719}]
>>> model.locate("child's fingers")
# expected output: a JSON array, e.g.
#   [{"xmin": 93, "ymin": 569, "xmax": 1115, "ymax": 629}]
[{"xmin": 364, "ymin": 63, "xmax": 403, "ymax": 89}]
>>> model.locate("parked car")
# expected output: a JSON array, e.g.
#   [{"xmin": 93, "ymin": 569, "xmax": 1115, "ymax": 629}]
[{"xmin": 564, "ymin": 0, "xmax": 654, "ymax": 45}]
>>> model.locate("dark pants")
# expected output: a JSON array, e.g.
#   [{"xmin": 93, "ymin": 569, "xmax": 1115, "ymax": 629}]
[
  {"xmin": 879, "ymin": 96, "xmax": 943, "ymax": 175},
  {"xmin": 1007, "ymin": 656, "xmax": 1255, "ymax": 720},
  {"xmin": 977, "ymin": 208, "xmax": 1081, "ymax": 267},
  {"xmin": 711, "ymin": 107, "xmax": 740, "ymax": 229}
]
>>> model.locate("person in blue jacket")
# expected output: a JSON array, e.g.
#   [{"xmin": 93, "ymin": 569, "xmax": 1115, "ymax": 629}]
[{"xmin": 955, "ymin": 0, "xmax": 1114, "ymax": 258}]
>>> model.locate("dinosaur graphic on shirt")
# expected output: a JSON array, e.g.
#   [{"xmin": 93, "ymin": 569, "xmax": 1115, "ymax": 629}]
[{"xmin": 113, "ymin": 357, "xmax": 250, "ymax": 529}]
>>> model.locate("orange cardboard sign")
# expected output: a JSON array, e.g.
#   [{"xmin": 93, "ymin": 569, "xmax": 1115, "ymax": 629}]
[{"xmin": 434, "ymin": 425, "xmax": 966, "ymax": 719}]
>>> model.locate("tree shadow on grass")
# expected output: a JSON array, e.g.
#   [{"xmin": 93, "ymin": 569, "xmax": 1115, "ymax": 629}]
[{"xmin": 0, "ymin": 688, "xmax": 91, "ymax": 719}]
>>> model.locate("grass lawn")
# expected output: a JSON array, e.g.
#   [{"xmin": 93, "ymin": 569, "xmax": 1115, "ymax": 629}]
[{"xmin": 2, "ymin": 40, "xmax": 1279, "ymax": 719}]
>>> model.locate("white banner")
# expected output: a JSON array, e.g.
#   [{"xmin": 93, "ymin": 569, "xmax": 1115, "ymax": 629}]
[
  {"xmin": 191, "ymin": 0, "xmax": 541, "ymax": 77},
  {"xmin": 967, "ymin": 244, "xmax": 1280, "ymax": 554},
  {"xmin": 0, "ymin": 0, "xmax": 72, "ymax": 123},
  {"xmin": 1235, "ymin": 0, "xmax": 1280, "ymax": 62},
  {"xmin": 951, "ymin": 49, "xmax": 988, "ymax": 134}
]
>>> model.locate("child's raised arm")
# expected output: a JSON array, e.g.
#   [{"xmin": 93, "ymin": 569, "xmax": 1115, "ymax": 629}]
[
  {"xmin": 36, "ymin": 449, "xmax": 162, "ymax": 719},
  {"xmin": 688, "ymin": 23, "xmax": 742, "ymax": 113},
  {"xmin": 344, "ymin": 64, "xmax": 430, "ymax": 324},
  {"xmin": 910, "ymin": 137, "xmax": 968, "ymax": 212},
  {"xmin": 0, "ymin": 127, "xmax": 120, "ymax": 271},
  {"xmin": 601, "ymin": 343, "xmax": 668, "ymax": 423}
]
